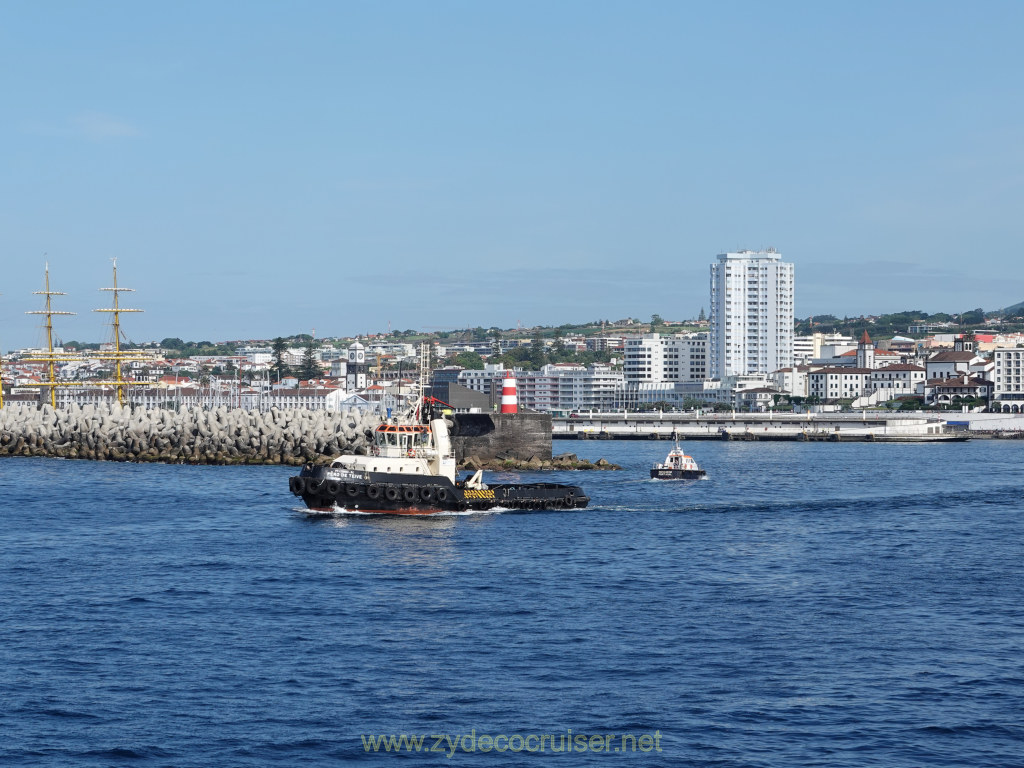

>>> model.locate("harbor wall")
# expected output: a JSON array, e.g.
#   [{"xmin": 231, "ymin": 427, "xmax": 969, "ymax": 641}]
[
  {"xmin": 450, "ymin": 412, "xmax": 552, "ymax": 461},
  {"xmin": 0, "ymin": 403, "xmax": 555, "ymax": 465},
  {"xmin": 0, "ymin": 403, "xmax": 380, "ymax": 465}
]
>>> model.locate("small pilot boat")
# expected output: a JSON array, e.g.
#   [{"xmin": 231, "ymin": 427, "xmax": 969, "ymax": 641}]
[{"xmin": 650, "ymin": 442, "xmax": 706, "ymax": 479}]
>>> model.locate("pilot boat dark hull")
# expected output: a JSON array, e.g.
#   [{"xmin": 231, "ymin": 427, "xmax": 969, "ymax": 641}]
[{"xmin": 650, "ymin": 467, "xmax": 706, "ymax": 480}]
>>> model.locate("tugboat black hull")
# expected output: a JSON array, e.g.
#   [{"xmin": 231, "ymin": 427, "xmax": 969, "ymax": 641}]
[{"xmin": 290, "ymin": 466, "xmax": 589, "ymax": 515}]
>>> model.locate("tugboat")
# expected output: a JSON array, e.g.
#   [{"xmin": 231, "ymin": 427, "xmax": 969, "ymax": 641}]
[
  {"xmin": 650, "ymin": 441, "xmax": 706, "ymax": 480},
  {"xmin": 288, "ymin": 398, "xmax": 590, "ymax": 515}
]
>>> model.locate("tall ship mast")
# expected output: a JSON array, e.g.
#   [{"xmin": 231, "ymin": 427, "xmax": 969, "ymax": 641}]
[
  {"xmin": 93, "ymin": 258, "xmax": 144, "ymax": 405},
  {"xmin": 25, "ymin": 263, "xmax": 76, "ymax": 408}
]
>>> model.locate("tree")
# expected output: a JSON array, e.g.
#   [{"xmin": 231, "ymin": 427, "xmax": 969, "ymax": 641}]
[
  {"xmin": 529, "ymin": 332, "xmax": 547, "ymax": 369},
  {"xmin": 960, "ymin": 308, "xmax": 985, "ymax": 325},
  {"xmin": 454, "ymin": 351, "xmax": 485, "ymax": 370},
  {"xmin": 552, "ymin": 330, "xmax": 566, "ymax": 361},
  {"xmin": 272, "ymin": 337, "xmax": 290, "ymax": 381},
  {"xmin": 650, "ymin": 314, "xmax": 664, "ymax": 333},
  {"xmin": 299, "ymin": 340, "xmax": 319, "ymax": 381}
]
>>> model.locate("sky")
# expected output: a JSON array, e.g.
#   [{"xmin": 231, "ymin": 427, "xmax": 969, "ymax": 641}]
[{"xmin": 3, "ymin": 1, "xmax": 1023, "ymax": 350}]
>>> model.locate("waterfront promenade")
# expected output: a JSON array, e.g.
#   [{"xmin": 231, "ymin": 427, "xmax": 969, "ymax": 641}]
[{"xmin": 553, "ymin": 412, "xmax": 963, "ymax": 442}]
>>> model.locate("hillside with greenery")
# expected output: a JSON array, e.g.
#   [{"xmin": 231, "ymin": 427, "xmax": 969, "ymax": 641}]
[
  {"xmin": 52, "ymin": 302, "xmax": 1024, "ymax": 364},
  {"xmin": 793, "ymin": 308, "xmax": 1012, "ymax": 337}
]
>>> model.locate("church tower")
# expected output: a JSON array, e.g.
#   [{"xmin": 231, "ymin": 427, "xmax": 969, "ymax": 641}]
[
  {"xmin": 346, "ymin": 341, "xmax": 368, "ymax": 392},
  {"xmin": 954, "ymin": 333, "xmax": 975, "ymax": 353},
  {"xmin": 856, "ymin": 330, "xmax": 875, "ymax": 369}
]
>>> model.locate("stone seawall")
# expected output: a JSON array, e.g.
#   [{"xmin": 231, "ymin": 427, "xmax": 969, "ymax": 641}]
[
  {"xmin": 451, "ymin": 412, "xmax": 552, "ymax": 461},
  {"xmin": 0, "ymin": 403, "xmax": 380, "ymax": 465}
]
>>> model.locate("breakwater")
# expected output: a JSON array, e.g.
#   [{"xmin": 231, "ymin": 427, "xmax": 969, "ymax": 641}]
[
  {"xmin": 0, "ymin": 403, "xmax": 379, "ymax": 465},
  {"xmin": 450, "ymin": 412, "xmax": 553, "ymax": 461}
]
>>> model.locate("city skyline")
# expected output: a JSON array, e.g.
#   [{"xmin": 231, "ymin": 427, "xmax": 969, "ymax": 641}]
[
  {"xmin": 4, "ymin": 2, "xmax": 1024, "ymax": 351},
  {"xmin": 0, "ymin": 288, "xmax": 1012, "ymax": 355}
]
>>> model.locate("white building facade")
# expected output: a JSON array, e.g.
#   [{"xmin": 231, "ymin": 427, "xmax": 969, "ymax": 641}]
[
  {"xmin": 457, "ymin": 364, "xmax": 623, "ymax": 413},
  {"xmin": 622, "ymin": 333, "xmax": 708, "ymax": 385},
  {"xmin": 991, "ymin": 348, "xmax": 1024, "ymax": 412},
  {"xmin": 793, "ymin": 333, "xmax": 854, "ymax": 366},
  {"xmin": 709, "ymin": 249, "xmax": 795, "ymax": 379}
]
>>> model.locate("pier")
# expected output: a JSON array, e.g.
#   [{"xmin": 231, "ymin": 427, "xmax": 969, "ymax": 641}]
[{"xmin": 553, "ymin": 412, "xmax": 962, "ymax": 442}]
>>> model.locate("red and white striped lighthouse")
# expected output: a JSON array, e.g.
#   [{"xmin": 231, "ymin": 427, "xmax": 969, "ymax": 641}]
[{"xmin": 499, "ymin": 373, "xmax": 518, "ymax": 414}]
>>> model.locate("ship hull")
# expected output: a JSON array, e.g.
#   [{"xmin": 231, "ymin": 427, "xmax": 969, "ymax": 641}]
[
  {"xmin": 290, "ymin": 467, "xmax": 589, "ymax": 515},
  {"xmin": 650, "ymin": 468, "xmax": 706, "ymax": 480}
]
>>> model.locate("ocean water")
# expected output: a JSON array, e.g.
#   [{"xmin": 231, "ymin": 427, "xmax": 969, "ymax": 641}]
[{"xmin": 1, "ymin": 439, "xmax": 1022, "ymax": 767}]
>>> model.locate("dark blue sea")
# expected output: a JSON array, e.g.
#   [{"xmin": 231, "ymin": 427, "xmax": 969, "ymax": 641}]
[{"xmin": 2, "ymin": 439, "xmax": 1023, "ymax": 767}]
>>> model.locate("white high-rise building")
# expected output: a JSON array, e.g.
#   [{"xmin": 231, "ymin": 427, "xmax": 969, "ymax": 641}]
[{"xmin": 709, "ymin": 249, "xmax": 795, "ymax": 379}]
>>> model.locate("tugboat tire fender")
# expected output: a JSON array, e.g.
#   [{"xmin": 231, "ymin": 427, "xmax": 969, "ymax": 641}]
[
  {"xmin": 289, "ymin": 476, "xmax": 305, "ymax": 495},
  {"xmin": 436, "ymin": 488, "xmax": 449, "ymax": 503},
  {"xmin": 306, "ymin": 478, "xmax": 324, "ymax": 494},
  {"xmin": 325, "ymin": 480, "xmax": 341, "ymax": 496},
  {"xmin": 345, "ymin": 483, "xmax": 359, "ymax": 497},
  {"xmin": 366, "ymin": 484, "xmax": 381, "ymax": 500},
  {"xmin": 402, "ymin": 486, "xmax": 417, "ymax": 502},
  {"xmin": 384, "ymin": 486, "xmax": 400, "ymax": 501},
  {"xmin": 419, "ymin": 486, "xmax": 434, "ymax": 502}
]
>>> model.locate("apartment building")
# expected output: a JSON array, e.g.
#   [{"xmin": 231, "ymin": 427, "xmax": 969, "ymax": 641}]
[
  {"xmin": 991, "ymin": 348, "xmax": 1024, "ymax": 411},
  {"xmin": 456, "ymin": 363, "xmax": 622, "ymax": 413},
  {"xmin": 622, "ymin": 333, "xmax": 708, "ymax": 384},
  {"xmin": 709, "ymin": 249, "xmax": 795, "ymax": 379},
  {"xmin": 793, "ymin": 332, "xmax": 854, "ymax": 365}
]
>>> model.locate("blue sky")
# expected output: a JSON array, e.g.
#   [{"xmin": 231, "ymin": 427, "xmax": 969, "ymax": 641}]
[{"xmin": 3, "ymin": 1, "xmax": 1023, "ymax": 350}]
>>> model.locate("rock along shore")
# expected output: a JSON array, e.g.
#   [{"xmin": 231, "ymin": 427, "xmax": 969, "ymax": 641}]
[
  {"xmin": 0, "ymin": 403, "xmax": 380, "ymax": 466},
  {"xmin": 459, "ymin": 453, "xmax": 621, "ymax": 471},
  {"xmin": 0, "ymin": 404, "xmax": 621, "ymax": 469}
]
